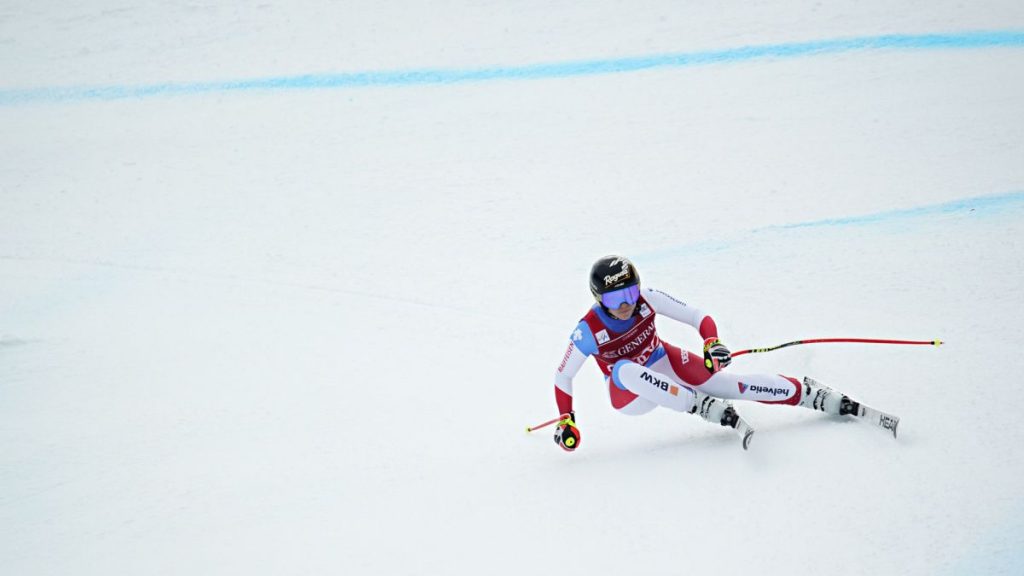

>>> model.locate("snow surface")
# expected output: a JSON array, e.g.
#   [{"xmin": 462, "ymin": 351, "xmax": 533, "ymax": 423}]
[{"xmin": 2, "ymin": 2, "xmax": 1024, "ymax": 574}]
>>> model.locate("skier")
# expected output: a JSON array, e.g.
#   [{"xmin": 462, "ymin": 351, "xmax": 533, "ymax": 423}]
[{"xmin": 552, "ymin": 255, "xmax": 883, "ymax": 452}]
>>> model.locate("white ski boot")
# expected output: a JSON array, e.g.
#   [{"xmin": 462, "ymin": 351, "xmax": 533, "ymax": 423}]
[
  {"xmin": 799, "ymin": 377, "xmax": 857, "ymax": 415},
  {"xmin": 800, "ymin": 377, "xmax": 900, "ymax": 438},
  {"xmin": 691, "ymin": 389, "xmax": 755, "ymax": 450}
]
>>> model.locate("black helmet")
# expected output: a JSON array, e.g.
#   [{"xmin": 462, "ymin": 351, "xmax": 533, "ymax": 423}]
[{"xmin": 589, "ymin": 255, "xmax": 640, "ymax": 300}]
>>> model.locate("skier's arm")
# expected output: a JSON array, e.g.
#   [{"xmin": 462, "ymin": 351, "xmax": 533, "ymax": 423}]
[
  {"xmin": 643, "ymin": 287, "xmax": 733, "ymax": 371},
  {"xmin": 553, "ymin": 322, "xmax": 597, "ymax": 415},
  {"xmin": 641, "ymin": 287, "xmax": 719, "ymax": 340}
]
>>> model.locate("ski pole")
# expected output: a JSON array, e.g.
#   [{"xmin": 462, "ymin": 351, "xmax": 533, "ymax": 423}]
[
  {"xmin": 732, "ymin": 338, "xmax": 943, "ymax": 358},
  {"xmin": 526, "ymin": 413, "xmax": 572, "ymax": 433}
]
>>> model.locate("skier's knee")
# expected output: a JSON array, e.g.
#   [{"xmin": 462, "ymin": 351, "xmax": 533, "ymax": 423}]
[{"xmin": 610, "ymin": 359, "xmax": 636, "ymax": 391}]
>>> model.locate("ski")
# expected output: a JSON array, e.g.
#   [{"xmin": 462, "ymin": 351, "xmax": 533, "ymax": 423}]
[
  {"xmin": 704, "ymin": 398, "xmax": 756, "ymax": 450},
  {"xmin": 849, "ymin": 401, "xmax": 900, "ymax": 438},
  {"xmin": 804, "ymin": 377, "xmax": 900, "ymax": 439},
  {"xmin": 735, "ymin": 419, "xmax": 755, "ymax": 450}
]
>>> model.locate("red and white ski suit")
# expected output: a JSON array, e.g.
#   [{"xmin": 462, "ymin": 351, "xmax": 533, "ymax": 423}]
[{"xmin": 554, "ymin": 288, "xmax": 803, "ymax": 416}]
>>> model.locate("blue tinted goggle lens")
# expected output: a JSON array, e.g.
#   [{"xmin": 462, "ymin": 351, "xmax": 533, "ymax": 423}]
[{"xmin": 600, "ymin": 285, "xmax": 640, "ymax": 309}]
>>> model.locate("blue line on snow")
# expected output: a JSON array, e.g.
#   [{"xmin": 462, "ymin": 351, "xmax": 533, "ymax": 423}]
[
  {"xmin": 636, "ymin": 190, "xmax": 1024, "ymax": 261},
  {"xmin": 763, "ymin": 190, "xmax": 1024, "ymax": 231},
  {"xmin": 1, "ymin": 30, "xmax": 1023, "ymax": 105}
]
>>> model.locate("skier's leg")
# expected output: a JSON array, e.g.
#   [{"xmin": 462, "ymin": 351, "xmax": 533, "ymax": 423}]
[
  {"xmin": 609, "ymin": 359, "xmax": 697, "ymax": 413},
  {"xmin": 610, "ymin": 359, "xmax": 752, "ymax": 445},
  {"xmin": 662, "ymin": 342, "xmax": 803, "ymax": 404},
  {"xmin": 607, "ymin": 376, "xmax": 658, "ymax": 415},
  {"xmin": 656, "ymin": 344, "xmax": 894, "ymax": 437},
  {"xmin": 698, "ymin": 371, "xmax": 803, "ymax": 404},
  {"xmin": 661, "ymin": 342, "xmax": 867, "ymax": 416}
]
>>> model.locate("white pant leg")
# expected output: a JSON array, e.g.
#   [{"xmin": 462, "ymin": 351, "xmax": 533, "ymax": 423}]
[
  {"xmin": 611, "ymin": 358, "xmax": 698, "ymax": 413},
  {"xmin": 697, "ymin": 371, "xmax": 799, "ymax": 402}
]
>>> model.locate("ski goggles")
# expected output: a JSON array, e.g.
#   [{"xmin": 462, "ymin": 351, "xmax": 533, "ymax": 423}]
[{"xmin": 600, "ymin": 284, "xmax": 640, "ymax": 309}]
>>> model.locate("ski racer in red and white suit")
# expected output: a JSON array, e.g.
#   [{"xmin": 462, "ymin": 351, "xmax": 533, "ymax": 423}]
[
  {"xmin": 549, "ymin": 255, "xmax": 886, "ymax": 452},
  {"xmin": 554, "ymin": 287, "xmax": 803, "ymax": 418}
]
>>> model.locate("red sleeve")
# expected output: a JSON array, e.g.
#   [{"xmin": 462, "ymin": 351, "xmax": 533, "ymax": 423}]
[
  {"xmin": 555, "ymin": 386, "xmax": 573, "ymax": 415},
  {"xmin": 699, "ymin": 315, "xmax": 719, "ymax": 341}
]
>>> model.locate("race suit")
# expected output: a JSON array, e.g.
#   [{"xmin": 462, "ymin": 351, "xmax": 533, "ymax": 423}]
[{"xmin": 554, "ymin": 287, "xmax": 803, "ymax": 416}]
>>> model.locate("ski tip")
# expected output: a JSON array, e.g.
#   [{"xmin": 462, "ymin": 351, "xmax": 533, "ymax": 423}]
[
  {"xmin": 742, "ymin": 429, "xmax": 754, "ymax": 450},
  {"xmin": 933, "ymin": 339, "xmax": 944, "ymax": 347},
  {"xmin": 877, "ymin": 413, "xmax": 900, "ymax": 438}
]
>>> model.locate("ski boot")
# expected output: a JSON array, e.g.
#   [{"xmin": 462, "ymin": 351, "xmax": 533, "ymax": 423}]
[
  {"xmin": 691, "ymin": 389, "xmax": 755, "ymax": 450},
  {"xmin": 800, "ymin": 377, "xmax": 900, "ymax": 438},
  {"xmin": 799, "ymin": 377, "xmax": 859, "ymax": 415}
]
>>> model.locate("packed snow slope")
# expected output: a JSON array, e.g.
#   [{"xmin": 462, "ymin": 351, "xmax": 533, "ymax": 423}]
[{"xmin": 3, "ymin": 2, "xmax": 1024, "ymax": 574}]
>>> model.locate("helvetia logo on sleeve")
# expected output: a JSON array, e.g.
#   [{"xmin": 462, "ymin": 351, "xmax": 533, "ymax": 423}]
[{"xmin": 738, "ymin": 382, "xmax": 749, "ymax": 394}]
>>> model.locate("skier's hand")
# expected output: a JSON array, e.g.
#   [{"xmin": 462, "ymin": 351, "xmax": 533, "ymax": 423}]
[
  {"xmin": 703, "ymin": 338, "xmax": 732, "ymax": 373},
  {"xmin": 553, "ymin": 412, "xmax": 581, "ymax": 452}
]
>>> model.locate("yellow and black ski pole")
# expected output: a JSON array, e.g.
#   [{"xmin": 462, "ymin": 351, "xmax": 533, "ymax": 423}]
[{"xmin": 732, "ymin": 337, "xmax": 943, "ymax": 358}]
